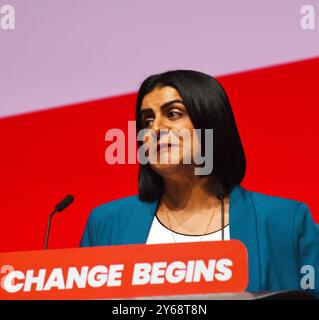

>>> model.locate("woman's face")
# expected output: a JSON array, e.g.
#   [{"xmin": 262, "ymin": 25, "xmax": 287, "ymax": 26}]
[{"xmin": 140, "ymin": 86, "xmax": 201, "ymax": 176}]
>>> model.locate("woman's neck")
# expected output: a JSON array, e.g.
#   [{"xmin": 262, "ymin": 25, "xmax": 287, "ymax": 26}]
[{"xmin": 161, "ymin": 175, "xmax": 221, "ymax": 213}]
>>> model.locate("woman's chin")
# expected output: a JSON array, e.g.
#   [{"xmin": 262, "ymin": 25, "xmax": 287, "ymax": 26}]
[{"xmin": 150, "ymin": 162, "xmax": 182, "ymax": 175}]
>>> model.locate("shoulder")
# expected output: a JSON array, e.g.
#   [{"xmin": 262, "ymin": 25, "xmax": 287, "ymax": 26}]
[
  {"xmin": 249, "ymin": 188, "xmax": 306, "ymax": 213},
  {"xmin": 80, "ymin": 194, "xmax": 152, "ymax": 246},
  {"xmin": 90, "ymin": 194, "xmax": 143, "ymax": 222},
  {"xmin": 242, "ymin": 186, "xmax": 313, "ymax": 232}
]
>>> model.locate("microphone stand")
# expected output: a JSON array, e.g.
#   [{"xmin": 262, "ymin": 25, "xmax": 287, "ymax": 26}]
[
  {"xmin": 44, "ymin": 210, "xmax": 57, "ymax": 250},
  {"xmin": 220, "ymin": 195, "xmax": 225, "ymax": 241},
  {"xmin": 43, "ymin": 194, "xmax": 74, "ymax": 250}
]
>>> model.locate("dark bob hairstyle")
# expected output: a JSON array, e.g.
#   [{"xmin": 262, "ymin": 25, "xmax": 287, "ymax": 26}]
[{"xmin": 135, "ymin": 70, "xmax": 246, "ymax": 202}]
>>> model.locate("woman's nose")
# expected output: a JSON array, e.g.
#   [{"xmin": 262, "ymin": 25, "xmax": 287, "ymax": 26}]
[{"xmin": 151, "ymin": 115, "xmax": 168, "ymax": 133}]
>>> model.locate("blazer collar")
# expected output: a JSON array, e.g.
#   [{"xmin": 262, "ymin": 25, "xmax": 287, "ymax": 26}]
[
  {"xmin": 229, "ymin": 185, "xmax": 261, "ymax": 291},
  {"xmin": 123, "ymin": 184, "xmax": 261, "ymax": 291}
]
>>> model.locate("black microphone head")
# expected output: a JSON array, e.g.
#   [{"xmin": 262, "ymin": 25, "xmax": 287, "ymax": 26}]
[
  {"xmin": 213, "ymin": 182, "xmax": 225, "ymax": 200},
  {"xmin": 55, "ymin": 195, "xmax": 74, "ymax": 212}
]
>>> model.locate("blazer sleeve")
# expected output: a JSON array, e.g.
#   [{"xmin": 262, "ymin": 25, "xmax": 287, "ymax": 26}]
[{"xmin": 294, "ymin": 202, "xmax": 319, "ymax": 297}]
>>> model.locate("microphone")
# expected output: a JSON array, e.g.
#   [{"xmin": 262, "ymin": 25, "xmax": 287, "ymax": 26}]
[
  {"xmin": 44, "ymin": 195, "xmax": 74, "ymax": 250},
  {"xmin": 213, "ymin": 182, "xmax": 226, "ymax": 241}
]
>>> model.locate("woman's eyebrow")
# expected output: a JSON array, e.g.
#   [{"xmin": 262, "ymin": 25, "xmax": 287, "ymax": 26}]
[{"xmin": 140, "ymin": 99, "xmax": 184, "ymax": 115}]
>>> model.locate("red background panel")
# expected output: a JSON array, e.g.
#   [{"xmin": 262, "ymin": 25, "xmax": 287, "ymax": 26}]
[{"xmin": 0, "ymin": 57, "xmax": 318, "ymax": 253}]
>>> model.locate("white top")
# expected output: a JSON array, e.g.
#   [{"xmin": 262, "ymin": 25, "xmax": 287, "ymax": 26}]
[{"xmin": 146, "ymin": 215, "xmax": 230, "ymax": 244}]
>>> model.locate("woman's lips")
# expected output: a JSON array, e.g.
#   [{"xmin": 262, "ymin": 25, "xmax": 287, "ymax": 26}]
[{"xmin": 156, "ymin": 143, "xmax": 179, "ymax": 152}]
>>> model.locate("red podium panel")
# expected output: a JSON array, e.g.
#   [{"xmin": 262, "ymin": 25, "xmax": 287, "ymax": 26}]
[{"xmin": 0, "ymin": 240, "xmax": 248, "ymax": 300}]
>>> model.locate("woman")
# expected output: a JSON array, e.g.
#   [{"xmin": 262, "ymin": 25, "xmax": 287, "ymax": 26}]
[{"xmin": 80, "ymin": 70, "xmax": 319, "ymax": 295}]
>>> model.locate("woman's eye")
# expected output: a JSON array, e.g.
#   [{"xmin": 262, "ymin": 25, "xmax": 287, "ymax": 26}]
[
  {"xmin": 143, "ymin": 118, "xmax": 153, "ymax": 127},
  {"xmin": 168, "ymin": 110, "xmax": 182, "ymax": 118}
]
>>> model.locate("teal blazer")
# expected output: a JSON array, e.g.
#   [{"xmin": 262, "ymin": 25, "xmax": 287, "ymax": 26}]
[{"xmin": 80, "ymin": 185, "xmax": 319, "ymax": 296}]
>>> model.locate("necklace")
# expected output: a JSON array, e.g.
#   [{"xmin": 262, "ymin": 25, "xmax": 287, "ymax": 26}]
[{"xmin": 159, "ymin": 199, "xmax": 220, "ymax": 243}]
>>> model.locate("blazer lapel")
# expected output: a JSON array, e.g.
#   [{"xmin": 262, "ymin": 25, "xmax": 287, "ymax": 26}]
[
  {"xmin": 230, "ymin": 185, "xmax": 261, "ymax": 292},
  {"xmin": 122, "ymin": 197, "xmax": 159, "ymax": 245}
]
